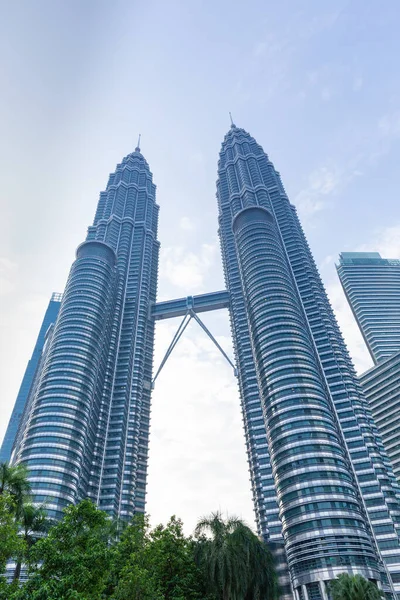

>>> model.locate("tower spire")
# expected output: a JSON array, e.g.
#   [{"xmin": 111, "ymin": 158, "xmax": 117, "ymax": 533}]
[
  {"xmin": 135, "ymin": 134, "xmax": 141, "ymax": 152},
  {"xmin": 229, "ymin": 112, "xmax": 236, "ymax": 128}
]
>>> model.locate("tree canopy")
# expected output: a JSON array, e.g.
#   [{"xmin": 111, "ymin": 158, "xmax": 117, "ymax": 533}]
[
  {"xmin": 0, "ymin": 493, "xmax": 24, "ymax": 597},
  {"xmin": 0, "ymin": 462, "xmax": 395, "ymax": 600},
  {"xmin": 195, "ymin": 511, "xmax": 277, "ymax": 600},
  {"xmin": 0, "ymin": 490, "xmax": 277, "ymax": 600},
  {"xmin": 1, "ymin": 481, "xmax": 391, "ymax": 600},
  {"xmin": 329, "ymin": 573, "xmax": 384, "ymax": 600}
]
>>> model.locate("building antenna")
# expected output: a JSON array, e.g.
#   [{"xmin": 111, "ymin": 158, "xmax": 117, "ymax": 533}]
[
  {"xmin": 229, "ymin": 112, "xmax": 236, "ymax": 127},
  {"xmin": 135, "ymin": 134, "xmax": 141, "ymax": 152}
]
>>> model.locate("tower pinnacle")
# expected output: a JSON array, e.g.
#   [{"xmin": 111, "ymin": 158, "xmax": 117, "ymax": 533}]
[
  {"xmin": 229, "ymin": 112, "xmax": 236, "ymax": 128},
  {"xmin": 135, "ymin": 133, "xmax": 141, "ymax": 152}
]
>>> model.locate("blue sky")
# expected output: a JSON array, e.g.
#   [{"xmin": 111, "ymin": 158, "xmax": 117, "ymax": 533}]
[{"xmin": 1, "ymin": 0, "xmax": 400, "ymax": 532}]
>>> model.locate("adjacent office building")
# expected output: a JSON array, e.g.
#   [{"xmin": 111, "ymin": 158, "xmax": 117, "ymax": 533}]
[
  {"xmin": 337, "ymin": 252, "xmax": 400, "ymax": 487},
  {"xmin": 0, "ymin": 293, "xmax": 61, "ymax": 463},
  {"xmin": 4, "ymin": 130, "xmax": 400, "ymax": 599},
  {"xmin": 337, "ymin": 253, "xmax": 400, "ymax": 364},
  {"xmin": 359, "ymin": 352, "xmax": 400, "ymax": 484}
]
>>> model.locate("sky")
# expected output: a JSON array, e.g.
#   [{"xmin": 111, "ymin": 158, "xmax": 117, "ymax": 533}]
[{"xmin": 1, "ymin": 0, "xmax": 400, "ymax": 534}]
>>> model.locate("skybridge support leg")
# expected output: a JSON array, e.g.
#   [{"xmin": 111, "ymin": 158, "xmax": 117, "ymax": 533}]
[
  {"xmin": 151, "ymin": 313, "xmax": 192, "ymax": 389},
  {"xmin": 189, "ymin": 311, "xmax": 237, "ymax": 376},
  {"xmin": 151, "ymin": 310, "xmax": 237, "ymax": 389}
]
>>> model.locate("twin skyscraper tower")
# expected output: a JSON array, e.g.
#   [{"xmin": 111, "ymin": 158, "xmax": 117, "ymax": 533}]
[{"xmin": 3, "ymin": 125, "xmax": 400, "ymax": 599}]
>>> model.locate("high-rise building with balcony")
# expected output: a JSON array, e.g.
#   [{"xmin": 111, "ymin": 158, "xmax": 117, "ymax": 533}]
[
  {"xmin": 337, "ymin": 252, "xmax": 400, "ymax": 365},
  {"xmin": 4, "ymin": 129, "xmax": 400, "ymax": 599},
  {"xmin": 0, "ymin": 293, "xmax": 61, "ymax": 463}
]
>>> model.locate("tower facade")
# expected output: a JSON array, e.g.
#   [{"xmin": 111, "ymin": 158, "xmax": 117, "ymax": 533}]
[
  {"xmin": 13, "ymin": 145, "xmax": 159, "ymax": 520},
  {"xmin": 0, "ymin": 293, "xmax": 61, "ymax": 464},
  {"xmin": 217, "ymin": 125, "xmax": 400, "ymax": 599},
  {"xmin": 337, "ymin": 252, "xmax": 400, "ymax": 364}
]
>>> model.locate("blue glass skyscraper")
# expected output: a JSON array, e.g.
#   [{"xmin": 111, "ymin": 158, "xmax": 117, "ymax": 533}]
[
  {"xmin": 337, "ymin": 252, "xmax": 400, "ymax": 364},
  {"xmin": 13, "ymin": 143, "xmax": 159, "ymax": 521},
  {"xmin": 0, "ymin": 293, "xmax": 61, "ymax": 464},
  {"xmin": 337, "ymin": 252, "xmax": 400, "ymax": 487}
]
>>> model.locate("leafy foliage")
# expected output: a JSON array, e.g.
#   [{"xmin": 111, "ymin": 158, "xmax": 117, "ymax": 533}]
[
  {"xmin": 146, "ymin": 516, "xmax": 208, "ymax": 599},
  {"xmin": 0, "ymin": 462, "xmax": 392, "ymax": 600},
  {"xmin": 0, "ymin": 463, "xmax": 31, "ymax": 517},
  {"xmin": 105, "ymin": 514, "xmax": 161, "ymax": 599},
  {"xmin": 0, "ymin": 472, "xmax": 277, "ymax": 600},
  {"xmin": 13, "ymin": 499, "xmax": 112, "ymax": 599},
  {"xmin": 329, "ymin": 573, "xmax": 384, "ymax": 600},
  {"xmin": 0, "ymin": 493, "xmax": 24, "ymax": 595},
  {"xmin": 195, "ymin": 511, "xmax": 277, "ymax": 600},
  {"xmin": 106, "ymin": 514, "xmax": 208, "ymax": 600},
  {"xmin": 12, "ymin": 502, "xmax": 51, "ymax": 582}
]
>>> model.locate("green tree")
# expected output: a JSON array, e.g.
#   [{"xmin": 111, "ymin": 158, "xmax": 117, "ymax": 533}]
[
  {"xmin": 107, "ymin": 514, "xmax": 207, "ymax": 600},
  {"xmin": 0, "ymin": 463, "xmax": 31, "ymax": 515},
  {"xmin": 12, "ymin": 502, "xmax": 50, "ymax": 582},
  {"xmin": 111, "ymin": 563, "xmax": 164, "ymax": 600},
  {"xmin": 13, "ymin": 499, "xmax": 112, "ymax": 600},
  {"xmin": 0, "ymin": 493, "xmax": 24, "ymax": 597},
  {"xmin": 195, "ymin": 511, "xmax": 277, "ymax": 600},
  {"xmin": 147, "ymin": 516, "xmax": 208, "ymax": 600},
  {"xmin": 330, "ymin": 573, "xmax": 384, "ymax": 600},
  {"xmin": 106, "ymin": 514, "xmax": 161, "ymax": 599}
]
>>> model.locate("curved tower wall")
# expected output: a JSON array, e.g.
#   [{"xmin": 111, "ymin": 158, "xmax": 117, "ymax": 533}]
[
  {"xmin": 14, "ymin": 241, "xmax": 117, "ymax": 518},
  {"xmin": 14, "ymin": 148, "xmax": 160, "ymax": 521},
  {"xmin": 217, "ymin": 126, "xmax": 400, "ymax": 599},
  {"xmin": 232, "ymin": 206, "xmax": 379, "ymax": 593},
  {"xmin": 0, "ymin": 294, "xmax": 61, "ymax": 464}
]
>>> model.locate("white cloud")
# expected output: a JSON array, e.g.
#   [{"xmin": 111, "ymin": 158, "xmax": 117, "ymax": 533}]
[
  {"xmin": 253, "ymin": 41, "xmax": 267, "ymax": 58},
  {"xmin": 378, "ymin": 112, "xmax": 400, "ymax": 138},
  {"xmin": 357, "ymin": 224, "xmax": 400, "ymax": 258},
  {"xmin": 252, "ymin": 35, "xmax": 289, "ymax": 60},
  {"xmin": 295, "ymin": 162, "xmax": 365, "ymax": 222},
  {"xmin": 160, "ymin": 243, "xmax": 217, "ymax": 292},
  {"xmin": 302, "ymin": 11, "xmax": 341, "ymax": 38},
  {"xmin": 179, "ymin": 216, "xmax": 195, "ymax": 232},
  {"xmin": 319, "ymin": 254, "xmax": 334, "ymax": 269},
  {"xmin": 295, "ymin": 166, "xmax": 341, "ymax": 218}
]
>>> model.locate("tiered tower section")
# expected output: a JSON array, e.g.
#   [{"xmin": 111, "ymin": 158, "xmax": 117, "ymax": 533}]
[{"xmin": 14, "ymin": 146, "xmax": 159, "ymax": 520}]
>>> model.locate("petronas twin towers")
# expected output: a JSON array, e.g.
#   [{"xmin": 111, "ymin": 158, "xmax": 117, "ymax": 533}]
[{"xmin": 6, "ymin": 125, "xmax": 400, "ymax": 599}]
